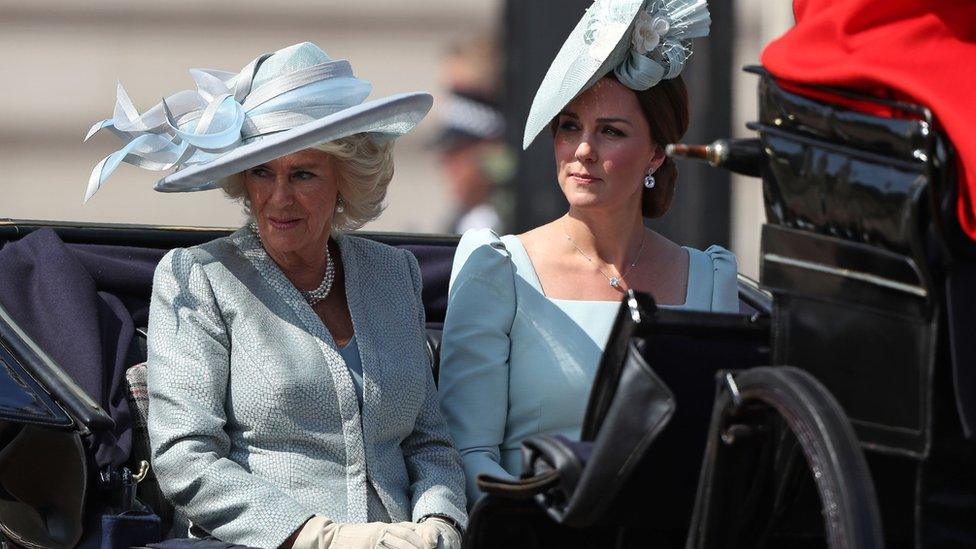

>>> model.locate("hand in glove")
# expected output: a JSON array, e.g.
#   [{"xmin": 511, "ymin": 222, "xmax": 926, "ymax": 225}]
[
  {"xmin": 416, "ymin": 516, "xmax": 463, "ymax": 549},
  {"xmin": 292, "ymin": 516, "xmax": 430, "ymax": 549}
]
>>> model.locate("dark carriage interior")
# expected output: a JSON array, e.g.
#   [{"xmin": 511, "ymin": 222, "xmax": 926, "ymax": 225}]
[
  {"xmin": 0, "ymin": 219, "xmax": 771, "ymax": 547},
  {"xmin": 465, "ymin": 295, "xmax": 772, "ymax": 549}
]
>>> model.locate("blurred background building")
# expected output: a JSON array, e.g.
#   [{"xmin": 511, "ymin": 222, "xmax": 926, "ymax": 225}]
[{"xmin": 0, "ymin": 0, "xmax": 792, "ymax": 277}]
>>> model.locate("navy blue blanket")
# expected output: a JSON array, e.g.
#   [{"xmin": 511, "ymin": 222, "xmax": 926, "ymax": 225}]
[{"xmin": 0, "ymin": 229, "xmax": 164, "ymax": 471}]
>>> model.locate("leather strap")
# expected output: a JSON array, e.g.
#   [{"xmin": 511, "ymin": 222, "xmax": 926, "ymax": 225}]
[{"xmin": 475, "ymin": 470, "xmax": 560, "ymax": 499}]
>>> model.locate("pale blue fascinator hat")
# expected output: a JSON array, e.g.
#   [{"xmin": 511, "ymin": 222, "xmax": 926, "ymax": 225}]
[
  {"xmin": 523, "ymin": 0, "xmax": 710, "ymax": 149},
  {"xmin": 84, "ymin": 42, "xmax": 433, "ymax": 202}
]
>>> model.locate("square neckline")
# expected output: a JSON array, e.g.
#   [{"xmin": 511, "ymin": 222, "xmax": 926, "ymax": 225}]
[{"xmin": 504, "ymin": 234, "xmax": 692, "ymax": 307}]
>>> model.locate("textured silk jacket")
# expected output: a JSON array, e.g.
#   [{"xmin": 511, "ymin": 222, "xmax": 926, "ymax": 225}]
[{"xmin": 147, "ymin": 228, "xmax": 467, "ymax": 548}]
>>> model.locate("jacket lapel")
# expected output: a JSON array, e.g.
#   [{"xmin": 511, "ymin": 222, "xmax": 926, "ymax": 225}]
[
  {"xmin": 336, "ymin": 234, "xmax": 383, "ymax": 440},
  {"xmin": 232, "ymin": 228, "xmax": 365, "ymax": 421},
  {"xmin": 337, "ymin": 235, "xmax": 405, "ymax": 518}
]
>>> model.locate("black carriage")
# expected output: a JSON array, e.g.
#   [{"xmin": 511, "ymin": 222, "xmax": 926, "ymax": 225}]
[{"xmin": 0, "ymin": 65, "xmax": 974, "ymax": 548}]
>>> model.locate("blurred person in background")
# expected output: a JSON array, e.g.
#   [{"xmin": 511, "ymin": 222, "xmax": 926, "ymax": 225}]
[
  {"xmin": 434, "ymin": 90, "xmax": 512, "ymax": 234},
  {"xmin": 435, "ymin": 34, "xmax": 513, "ymax": 234}
]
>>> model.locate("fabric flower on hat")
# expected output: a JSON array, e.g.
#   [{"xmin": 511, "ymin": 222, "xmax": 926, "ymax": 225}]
[{"xmin": 631, "ymin": 10, "xmax": 671, "ymax": 55}]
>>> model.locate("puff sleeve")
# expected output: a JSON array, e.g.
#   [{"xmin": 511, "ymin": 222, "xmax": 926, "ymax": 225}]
[
  {"xmin": 703, "ymin": 245, "xmax": 740, "ymax": 313},
  {"xmin": 437, "ymin": 229, "xmax": 518, "ymax": 507}
]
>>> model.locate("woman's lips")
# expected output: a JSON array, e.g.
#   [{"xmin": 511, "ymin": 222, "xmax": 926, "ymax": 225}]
[
  {"xmin": 268, "ymin": 217, "xmax": 300, "ymax": 230},
  {"xmin": 569, "ymin": 173, "xmax": 602, "ymax": 184}
]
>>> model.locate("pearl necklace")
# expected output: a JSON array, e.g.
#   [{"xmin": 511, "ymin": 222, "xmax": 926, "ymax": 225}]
[
  {"xmin": 250, "ymin": 223, "xmax": 336, "ymax": 306},
  {"xmin": 299, "ymin": 247, "xmax": 336, "ymax": 306},
  {"xmin": 563, "ymin": 226, "xmax": 646, "ymax": 289}
]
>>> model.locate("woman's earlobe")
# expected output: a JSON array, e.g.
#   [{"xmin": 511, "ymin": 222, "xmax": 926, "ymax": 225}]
[{"xmin": 646, "ymin": 157, "xmax": 665, "ymax": 174}]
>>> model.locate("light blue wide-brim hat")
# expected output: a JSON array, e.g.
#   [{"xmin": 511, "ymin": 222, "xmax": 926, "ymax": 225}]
[
  {"xmin": 523, "ymin": 0, "xmax": 710, "ymax": 150},
  {"xmin": 85, "ymin": 42, "xmax": 433, "ymax": 202}
]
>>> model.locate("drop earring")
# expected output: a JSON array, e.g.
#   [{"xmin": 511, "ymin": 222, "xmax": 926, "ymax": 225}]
[
  {"xmin": 644, "ymin": 172, "xmax": 656, "ymax": 189},
  {"xmin": 335, "ymin": 196, "xmax": 345, "ymax": 213}
]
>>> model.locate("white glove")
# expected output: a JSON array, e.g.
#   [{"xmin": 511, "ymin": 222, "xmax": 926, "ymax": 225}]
[
  {"xmin": 415, "ymin": 517, "xmax": 463, "ymax": 549},
  {"xmin": 293, "ymin": 516, "xmax": 430, "ymax": 549}
]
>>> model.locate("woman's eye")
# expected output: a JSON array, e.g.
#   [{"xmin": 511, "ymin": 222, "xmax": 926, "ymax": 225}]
[
  {"xmin": 249, "ymin": 167, "xmax": 272, "ymax": 178},
  {"xmin": 293, "ymin": 171, "xmax": 317, "ymax": 181},
  {"xmin": 602, "ymin": 125, "xmax": 626, "ymax": 137},
  {"xmin": 557, "ymin": 120, "xmax": 579, "ymax": 132}
]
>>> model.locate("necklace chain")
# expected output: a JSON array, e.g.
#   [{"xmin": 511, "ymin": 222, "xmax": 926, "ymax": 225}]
[
  {"xmin": 563, "ymin": 225, "xmax": 646, "ymax": 289},
  {"xmin": 250, "ymin": 223, "xmax": 335, "ymax": 306}
]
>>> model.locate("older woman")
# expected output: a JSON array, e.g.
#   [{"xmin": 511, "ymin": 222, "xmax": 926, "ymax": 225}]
[
  {"xmin": 437, "ymin": 0, "xmax": 735, "ymax": 505},
  {"xmin": 86, "ymin": 42, "xmax": 465, "ymax": 549}
]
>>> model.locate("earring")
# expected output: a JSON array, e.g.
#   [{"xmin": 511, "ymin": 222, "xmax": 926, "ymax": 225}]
[
  {"xmin": 644, "ymin": 172, "xmax": 656, "ymax": 189},
  {"xmin": 336, "ymin": 196, "xmax": 345, "ymax": 214}
]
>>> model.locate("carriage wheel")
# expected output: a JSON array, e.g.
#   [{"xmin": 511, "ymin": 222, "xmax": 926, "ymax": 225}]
[{"xmin": 687, "ymin": 367, "xmax": 884, "ymax": 549}]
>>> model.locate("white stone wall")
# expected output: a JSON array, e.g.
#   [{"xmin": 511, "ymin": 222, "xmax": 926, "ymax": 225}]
[
  {"xmin": 0, "ymin": 0, "xmax": 500, "ymax": 232},
  {"xmin": 729, "ymin": 0, "xmax": 794, "ymax": 278}
]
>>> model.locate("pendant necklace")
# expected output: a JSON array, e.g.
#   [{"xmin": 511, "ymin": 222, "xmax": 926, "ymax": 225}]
[{"xmin": 563, "ymin": 226, "xmax": 646, "ymax": 289}]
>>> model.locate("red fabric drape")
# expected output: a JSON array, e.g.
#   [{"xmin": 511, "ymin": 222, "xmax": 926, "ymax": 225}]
[{"xmin": 761, "ymin": 0, "xmax": 976, "ymax": 240}]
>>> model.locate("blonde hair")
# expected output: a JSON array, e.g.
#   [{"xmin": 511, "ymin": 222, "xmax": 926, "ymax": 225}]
[{"xmin": 219, "ymin": 133, "xmax": 395, "ymax": 230}]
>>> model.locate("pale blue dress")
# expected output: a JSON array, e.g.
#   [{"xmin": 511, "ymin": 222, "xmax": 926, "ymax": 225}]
[
  {"xmin": 437, "ymin": 228, "xmax": 740, "ymax": 505},
  {"xmin": 339, "ymin": 334, "xmax": 364, "ymax": 408}
]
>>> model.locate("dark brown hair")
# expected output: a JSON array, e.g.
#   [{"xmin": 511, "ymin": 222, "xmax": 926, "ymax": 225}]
[
  {"xmin": 632, "ymin": 74, "xmax": 689, "ymax": 217},
  {"xmin": 551, "ymin": 74, "xmax": 690, "ymax": 218}
]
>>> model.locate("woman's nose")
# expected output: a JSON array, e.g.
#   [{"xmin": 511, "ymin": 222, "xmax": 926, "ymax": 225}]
[
  {"xmin": 575, "ymin": 138, "xmax": 596, "ymax": 163},
  {"xmin": 268, "ymin": 177, "xmax": 294, "ymax": 206}
]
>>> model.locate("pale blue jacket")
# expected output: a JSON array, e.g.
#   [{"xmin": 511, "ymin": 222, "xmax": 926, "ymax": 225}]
[
  {"xmin": 147, "ymin": 228, "xmax": 466, "ymax": 548},
  {"xmin": 438, "ymin": 229, "xmax": 739, "ymax": 506}
]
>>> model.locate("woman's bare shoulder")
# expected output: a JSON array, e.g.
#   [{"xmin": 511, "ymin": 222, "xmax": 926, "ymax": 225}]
[{"xmin": 516, "ymin": 222, "xmax": 563, "ymax": 255}]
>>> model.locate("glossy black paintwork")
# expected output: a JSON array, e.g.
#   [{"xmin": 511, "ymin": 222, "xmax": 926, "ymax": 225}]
[
  {"xmin": 762, "ymin": 225, "xmax": 926, "ymax": 316},
  {"xmin": 0, "ymin": 341, "xmax": 72, "ymax": 428},
  {"xmin": 747, "ymin": 65, "xmax": 933, "ymax": 160},
  {"xmin": 748, "ymin": 68, "xmax": 953, "ymax": 459},
  {"xmin": 0, "ymin": 304, "xmax": 103, "ymax": 432},
  {"xmin": 745, "ymin": 67, "xmax": 976, "ymax": 545},
  {"xmin": 754, "ymin": 73, "xmax": 943, "ymax": 259}
]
